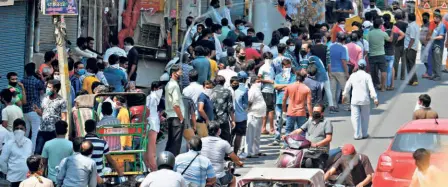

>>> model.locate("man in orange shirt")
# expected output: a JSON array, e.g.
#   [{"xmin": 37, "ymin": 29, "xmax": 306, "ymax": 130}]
[
  {"xmin": 331, "ymin": 18, "xmax": 346, "ymax": 43},
  {"xmin": 277, "ymin": 0, "xmax": 287, "ymax": 18},
  {"xmin": 282, "ymin": 70, "xmax": 312, "ymax": 135}
]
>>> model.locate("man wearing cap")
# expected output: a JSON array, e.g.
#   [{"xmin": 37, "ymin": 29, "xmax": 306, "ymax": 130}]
[
  {"xmin": 324, "ymin": 144, "xmax": 374, "ymax": 187},
  {"xmin": 342, "ymin": 59, "xmax": 378, "ymax": 140}
]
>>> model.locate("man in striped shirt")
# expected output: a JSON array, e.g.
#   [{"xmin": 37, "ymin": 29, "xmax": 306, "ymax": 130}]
[
  {"xmin": 84, "ymin": 119, "xmax": 124, "ymax": 178},
  {"xmin": 97, "ymin": 102, "xmax": 121, "ymax": 151}
]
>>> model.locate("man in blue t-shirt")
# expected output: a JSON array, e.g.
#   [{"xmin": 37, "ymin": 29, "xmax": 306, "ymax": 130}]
[
  {"xmin": 196, "ymin": 80, "xmax": 215, "ymax": 138},
  {"xmin": 329, "ymin": 32, "xmax": 350, "ymax": 111},
  {"xmin": 104, "ymin": 54, "xmax": 127, "ymax": 92}
]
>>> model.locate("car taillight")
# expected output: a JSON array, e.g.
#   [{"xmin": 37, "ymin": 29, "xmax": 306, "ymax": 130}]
[{"xmin": 378, "ymin": 154, "xmax": 394, "ymax": 172}]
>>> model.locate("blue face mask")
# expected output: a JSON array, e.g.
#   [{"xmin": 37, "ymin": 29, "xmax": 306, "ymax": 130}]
[
  {"xmin": 78, "ymin": 69, "xmax": 86, "ymax": 75},
  {"xmin": 238, "ymin": 25, "xmax": 245, "ymax": 31},
  {"xmin": 291, "ymin": 33, "xmax": 299, "ymax": 38}
]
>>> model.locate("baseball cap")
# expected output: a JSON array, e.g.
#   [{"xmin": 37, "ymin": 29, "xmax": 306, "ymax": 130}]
[
  {"xmin": 237, "ymin": 71, "xmax": 248, "ymax": 79},
  {"xmin": 342, "ymin": 144, "xmax": 356, "ymax": 155}
]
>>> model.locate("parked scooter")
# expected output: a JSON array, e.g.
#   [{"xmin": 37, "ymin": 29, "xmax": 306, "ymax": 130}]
[{"xmin": 276, "ymin": 134, "xmax": 342, "ymax": 171}]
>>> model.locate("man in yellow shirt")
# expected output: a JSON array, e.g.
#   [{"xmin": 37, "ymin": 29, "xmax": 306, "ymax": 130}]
[
  {"xmin": 206, "ymin": 48, "xmax": 219, "ymax": 80},
  {"xmin": 114, "ymin": 96, "xmax": 131, "ymax": 149}
]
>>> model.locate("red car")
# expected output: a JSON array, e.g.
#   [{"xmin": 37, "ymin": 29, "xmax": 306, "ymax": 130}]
[{"xmin": 372, "ymin": 119, "xmax": 448, "ymax": 187}]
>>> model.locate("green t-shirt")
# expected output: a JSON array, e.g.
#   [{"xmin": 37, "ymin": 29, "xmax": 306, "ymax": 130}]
[
  {"xmin": 7, "ymin": 85, "xmax": 22, "ymax": 104},
  {"xmin": 42, "ymin": 138, "xmax": 73, "ymax": 182},
  {"xmin": 367, "ymin": 29, "xmax": 390, "ymax": 57}
]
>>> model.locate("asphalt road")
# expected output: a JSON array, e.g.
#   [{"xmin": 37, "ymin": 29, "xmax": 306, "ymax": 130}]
[{"xmin": 237, "ymin": 52, "xmax": 448, "ymax": 177}]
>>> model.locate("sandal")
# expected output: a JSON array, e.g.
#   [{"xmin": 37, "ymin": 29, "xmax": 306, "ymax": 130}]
[
  {"xmin": 258, "ymin": 153, "xmax": 267, "ymax": 156},
  {"xmin": 246, "ymin": 155, "xmax": 259, "ymax": 158},
  {"xmin": 261, "ymin": 130, "xmax": 269, "ymax": 135},
  {"xmin": 387, "ymin": 86, "xmax": 395, "ymax": 91}
]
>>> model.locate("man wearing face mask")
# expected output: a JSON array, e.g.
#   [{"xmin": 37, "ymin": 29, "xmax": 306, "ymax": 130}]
[
  {"xmin": 165, "ymin": 64, "xmax": 186, "ymax": 156},
  {"xmin": 0, "ymin": 119, "xmax": 33, "ymax": 187},
  {"xmin": 270, "ymin": 59, "xmax": 296, "ymax": 146},
  {"xmin": 1, "ymin": 89, "xmax": 24, "ymax": 132},
  {"xmin": 362, "ymin": 0, "xmax": 381, "ymax": 18},
  {"xmin": 7, "ymin": 72, "xmax": 26, "ymax": 107},
  {"xmin": 33, "ymin": 80, "xmax": 67, "ymax": 155},
  {"xmin": 212, "ymin": 24, "xmax": 225, "ymax": 60},
  {"xmin": 284, "ymin": 104, "xmax": 333, "ymax": 154},
  {"xmin": 420, "ymin": 12, "xmax": 431, "ymax": 79},
  {"xmin": 232, "ymin": 72, "xmax": 249, "ymax": 156},
  {"xmin": 331, "ymin": 18, "xmax": 347, "ymax": 43},
  {"xmin": 211, "ymin": 75, "xmax": 236, "ymax": 144},
  {"xmin": 226, "ymin": 19, "xmax": 246, "ymax": 42},
  {"xmin": 124, "ymin": 37, "xmax": 139, "ymax": 83},
  {"xmin": 284, "ymin": 39, "xmax": 299, "ymax": 68},
  {"xmin": 196, "ymin": 80, "xmax": 216, "ymax": 137},
  {"xmin": 258, "ymin": 53, "xmax": 276, "ymax": 135},
  {"xmin": 70, "ymin": 62, "xmax": 85, "ymax": 94}
]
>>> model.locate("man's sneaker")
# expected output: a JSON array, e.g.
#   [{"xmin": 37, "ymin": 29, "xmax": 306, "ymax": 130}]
[
  {"xmin": 238, "ymin": 152, "xmax": 248, "ymax": 159},
  {"xmin": 431, "ymin": 76, "xmax": 441, "ymax": 81},
  {"xmin": 269, "ymin": 140, "xmax": 280, "ymax": 146},
  {"xmin": 410, "ymin": 82, "xmax": 419, "ymax": 86},
  {"xmin": 329, "ymin": 107, "xmax": 339, "ymax": 114}
]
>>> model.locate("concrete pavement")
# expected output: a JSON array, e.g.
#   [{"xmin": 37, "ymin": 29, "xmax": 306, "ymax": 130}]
[{"xmin": 236, "ymin": 52, "xmax": 448, "ymax": 177}]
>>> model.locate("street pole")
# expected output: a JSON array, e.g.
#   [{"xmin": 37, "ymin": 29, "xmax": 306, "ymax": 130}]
[{"xmin": 53, "ymin": 15, "xmax": 72, "ymax": 138}]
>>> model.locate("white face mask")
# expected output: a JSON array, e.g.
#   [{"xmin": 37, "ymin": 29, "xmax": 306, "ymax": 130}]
[
  {"xmin": 124, "ymin": 45, "xmax": 132, "ymax": 52},
  {"xmin": 252, "ymin": 83, "xmax": 262, "ymax": 90},
  {"xmin": 339, "ymin": 24, "xmax": 345, "ymax": 30},
  {"xmin": 14, "ymin": 129, "xmax": 26, "ymax": 147},
  {"xmin": 288, "ymin": 46, "xmax": 295, "ymax": 52},
  {"xmin": 204, "ymin": 89, "xmax": 213, "ymax": 97},
  {"xmin": 54, "ymin": 75, "xmax": 61, "ymax": 80}
]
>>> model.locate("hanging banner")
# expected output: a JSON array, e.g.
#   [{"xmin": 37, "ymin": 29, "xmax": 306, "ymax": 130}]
[
  {"xmin": 0, "ymin": 0, "xmax": 13, "ymax": 6},
  {"xmin": 41, "ymin": 0, "xmax": 78, "ymax": 15},
  {"xmin": 141, "ymin": 0, "xmax": 164, "ymax": 13}
]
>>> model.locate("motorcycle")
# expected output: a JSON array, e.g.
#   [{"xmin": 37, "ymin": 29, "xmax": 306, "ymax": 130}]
[
  {"xmin": 215, "ymin": 160, "xmax": 239, "ymax": 187},
  {"xmin": 276, "ymin": 134, "xmax": 342, "ymax": 171}
]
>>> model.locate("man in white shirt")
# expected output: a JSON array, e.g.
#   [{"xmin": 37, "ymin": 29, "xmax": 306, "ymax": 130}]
[
  {"xmin": 1, "ymin": 88, "xmax": 23, "ymax": 132},
  {"xmin": 252, "ymin": 32, "xmax": 271, "ymax": 54},
  {"xmin": 219, "ymin": 0, "xmax": 235, "ymax": 30},
  {"xmin": 0, "ymin": 119, "xmax": 33, "ymax": 187},
  {"xmin": 362, "ymin": 0, "xmax": 382, "ymax": 18},
  {"xmin": 212, "ymin": 24, "xmax": 225, "ymax": 60},
  {"xmin": 73, "ymin": 37, "xmax": 98, "ymax": 63},
  {"xmin": 246, "ymin": 78, "xmax": 267, "ymax": 157},
  {"xmin": 201, "ymin": 122, "xmax": 244, "ymax": 187},
  {"xmin": 218, "ymin": 57, "xmax": 238, "ymax": 89},
  {"xmin": 103, "ymin": 37, "xmax": 126, "ymax": 64},
  {"xmin": 342, "ymin": 60, "xmax": 378, "ymax": 140},
  {"xmin": 182, "ymin": 70, "xmax": 204, "ymax": 106},
  {"xmin": 140, "ymin": 151, "xmax": 187, "ymax": 187}
]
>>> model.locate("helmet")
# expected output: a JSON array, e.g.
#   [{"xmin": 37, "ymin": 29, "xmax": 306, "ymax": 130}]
[{"xmin": 156, "ymin": 151, "xmax": 175, "ymax": 169}]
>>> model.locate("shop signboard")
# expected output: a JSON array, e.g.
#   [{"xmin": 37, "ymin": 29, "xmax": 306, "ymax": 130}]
[
  {"xmin": 0, "ymin": 0, "xmax": 14, "ymax": 6},
  {"xmin": 41, "ymin": 0, "xmax": 78, "ymax": 15}
]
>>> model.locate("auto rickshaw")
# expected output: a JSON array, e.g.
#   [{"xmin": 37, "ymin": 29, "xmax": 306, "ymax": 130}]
[
  {"xmin": 72, "ymin": 92, "xmax": 149, "ymax": 185},
  {"xmin": 236, "ymin": 168, "xmax": 326, "ymax": 187}
]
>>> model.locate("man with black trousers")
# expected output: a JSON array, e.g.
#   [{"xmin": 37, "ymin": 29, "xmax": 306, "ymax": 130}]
[
  {"xmin": 124, "ymin": 37, "xmax": 139, "ymax": 83},
  {"xmin": 164, "ymin": 64, "xmax": 185, "ymax": 156}
]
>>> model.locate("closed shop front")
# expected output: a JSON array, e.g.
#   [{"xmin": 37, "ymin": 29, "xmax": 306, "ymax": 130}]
[
  {"xmin": 39, "ymin": 15, "xmax": 79, "ymax": 52},
  {"xmin": 0, "ymin": 1, "xmax": 28, "ymax": 89}
]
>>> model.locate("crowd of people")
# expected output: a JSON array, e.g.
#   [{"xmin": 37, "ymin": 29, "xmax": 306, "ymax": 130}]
[{"xmin": 0, "ymin": 0, "xmax": 445, "ymax": 186}]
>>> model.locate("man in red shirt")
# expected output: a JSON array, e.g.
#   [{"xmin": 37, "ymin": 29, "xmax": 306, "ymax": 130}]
[
  {"xmin": 331, "ymin": 18, "xmax": 346, "ymax": 43},
  {"xmin": 244, "ymin": 36, "xmax": 262, "ymax": 61},
  {"xmin": 282, "ymin": 70, "xmax": 312, "ymax": 135}
]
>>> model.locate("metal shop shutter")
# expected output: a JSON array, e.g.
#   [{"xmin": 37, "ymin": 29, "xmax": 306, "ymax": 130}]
[
  {"xmin": 231, "ymin": 0, "xmax": 245, "ymax": 21},
  {"xmin": 0, "ymin": 2, "xmax": 27, "ymax": 89},
  {"xmin": 39, "ymin": 15, "xmax": 79, "ymax": 52},
  {"xmin": 201, "ymin": 0, "xmax": 209, "ymax": 16}
]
